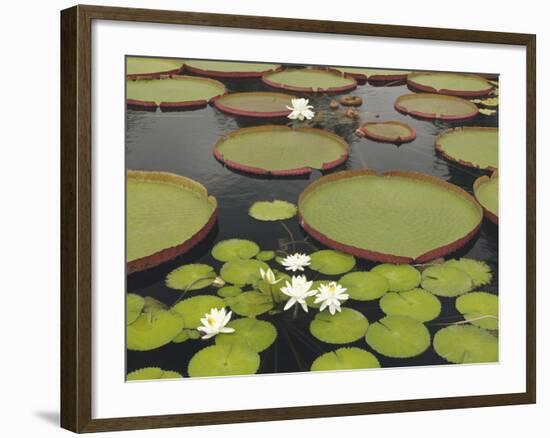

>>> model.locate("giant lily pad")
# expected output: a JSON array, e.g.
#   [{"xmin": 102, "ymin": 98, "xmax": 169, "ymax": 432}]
[
  {"xmin": 444, "ymin": 258, "xmax": 493, "ymax": 287},
  {"xmin": 127, "ymin": 309, "xmax": 184, "ymax": 351},
  {"xmin": 165, "ymin": 264, "xmax": 216, "ymax": 291},
  {"xmin": 213, "ymin": 92, "xmax": 293, "ymax": 117},
  {"xmin": 435, "ymin": 127, "xmax": 498, "ymax": 171},
  {"xmin": 407, "ymin": 72, "xmax": 493, "ymax": 97},
  {"xmin": 310, "ymin": 308, "xmax": 369, "ymax": 344},
  {"xmin": 127, "ymin": 367, "xmax": 182, "ymax": 381},
  {"xmin": 216, "ymin": 318, "xmax": 277, "ymax": 352},
  {"xmin": 395, "ymin": 93, "xmax": 478, "ymax": 121},
  {"xmin": 433, "ymin": 325, "xmax": 498, "ymax": 364},
  {"xmin": 213, "ymin": 126, "xmax": 349, "ymax": 176},
  {"xmin": 421, "ymin": 265, "xmax": 473, "ymax": 297},
  {"xmin": 338, "ymin": 271, "xmax": 389, "ymax": 301},
  {"xmin": 474, "ymin": 172, "xmax": 499, "ymax": 224},
  {"xmin": 126, "ymin": 56, "xmax": 184, "ymax": 79},
  {"xmin": 334, "ymin": 67, "xmax": 410, "ymax": 85},
  {"xmin": 212, "ymin": 239, "xmax": 260, "ymax": 262},
  {"xmin": 298, "ymin": 170, "xmax": 482, "ymax": 263},
  {"xmin": 379, "ymin": 288, "xmax": 441, "ymax": 322},
  {"xmin": 184, "ymin": 60, "xmax": 280, "ymax": 78},
  {"xmin": 226, "ymin": 291, "xmax": 274, "ymax": 317},
  {"xmin": 127, "ymin": 171, "xmax": 217, "ymax": 273},
  {"xmin": 359, "ymin": 121, "xmax": 416, "ymax": 144},
  {"xmin": 126, "ymin": 76, "xmax": 226, "ymax": 111},
  {"xmin": 456, "ymin": 291, "xmax": 498, "ymax": 330},
  {"xmin": 188, "ymin": 344, "xmax": 260, "ymax": 377},
  {"xmin": 126, "ymin": 293, "xmax": 145, "ymax": 325},
  {"xmin": 262, "ymin": 68, "xmax": 357, "ymax": 93},
  {"xmin": 249, "ymin": 200, "xmax": 297, "ymax": 221},
  {"xmin": 171, "ymin": 295, "xmax": 226, "ymax": 329},
  {"xmin": 220, "ymin": 259, "xmax": 269, "ymax": 285},
  {"xmin": 370, "ymin": 264, "xmax": 421, "ymax": 292},
  {"xmin": 311, "ymin": 347, "xmax": 380, "ymax": 371},
  {"xmin": 309, "ymin": 250, "xmax": 356, "ymax": 275},
  {"xmin": 365, "ymin": 315, "xmax": 431, "ymax": 358}
]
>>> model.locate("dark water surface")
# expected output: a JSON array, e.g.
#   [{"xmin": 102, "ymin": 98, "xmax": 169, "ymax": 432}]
[{"xmin": 126, "ymin": 71, "xmax": 498, "ymax": 375}]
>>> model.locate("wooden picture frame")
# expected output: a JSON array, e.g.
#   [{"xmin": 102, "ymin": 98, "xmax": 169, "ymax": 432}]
[{"xmin": 60, "ymin": 4, "xmax": 536, "ymax": 433}]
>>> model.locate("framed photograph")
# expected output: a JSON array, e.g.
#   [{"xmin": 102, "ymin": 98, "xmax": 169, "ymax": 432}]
[{"xmin": 60, "ymin": 4, "xmax": 536, "ymax": 433}]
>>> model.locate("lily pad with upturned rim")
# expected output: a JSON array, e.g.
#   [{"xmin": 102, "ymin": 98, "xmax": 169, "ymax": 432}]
[
  {"xmin": 262, "ymin": 68, "xmax": 357, "ymax": 93},
  {"xmin": 456, "ymin": 291, "xmax": 498, "ymax": 330},
  {"xmin": 311, "ymin": 347, "xmax": 380, "ymax": 371},
  {"xmin": 333, "ymin": 67, "xmax": 410, "ymax": 85},
  {"xmin": 215, "ymin": 318, "xmax": 277, "ymax": 352},
  {"xmin": 184, "ymin": 60, "xmax": 280, "ymax": 78},
  {"xmin": 421, "ymin": 265, "xmax": 473, "ymax": 297},
  {"xmin": 435, "ymin": 127, "xmax": 498, "ymax": 171},
  {"xmin": 394, "ymin": 93, "xmax": 478, "ymax": 121},
  {"xmin": 309, "ymin": 250, "xmax": 356, "ymax": 275},
  {"xmin": 165, "ymin": 264, "xmax": 216, "ymax": 291},
  {"xmin": 370, "ymin": 264, "xmax": 421, "ymax": 292},
  {"xmin": 220, "ymin": 259, "xmax": 269, "ymax": 285},
  {"xmin": 310, "ymin": 308, "xmax": 369, "ymax": 344},
  {"xmin": 444, "ymin": 258, "xmax": 493, "ymax": 287},
  {"xmin": 359, "ymin": 121, "xmax": 416, "ymax": 144},
  {"xmin": 211, "ymin": 239, "xmax": 260, "ymax": 262},
  {"xmin": 126, "ymin": 309, "xmax": 184, "ymax": 351},
  {"xmin": 213, "ymin": 125, "xmax": 349, "ymax": 176},
  {"xmin": 213, "ymin": 92, "xmax": 294, "ymax": 117},
  {"xmin": 379, "ymin": 288, "xmax": 441, "ymax": 322},
  {"xmin": 126, "ymin": 57, "xmax": 185, "ymax": 79},
  {"xmin": 433, "ymin": 325, "xmax": 498, "ymax": 364},
  {"xmin": 338, "ymin": 271, "xmax": 389, "ymax": 301},
  {"xmin": 187, "ymin": 344, "xmax": 260, "ymax": 378},
  {"xmin": 170, "ymin": 295, "xmax": 226, "ymax": 329},
  {"xmin": 407, "ymin": 72, "xmax": 493, "ymax": 97},
  {"xmin": 127, "ymin": 367, "xmax": 183, "ymax": 381},
  {"xmin": 126, "ymin": 293, "xmax": 145, "ymax": 325},
  {"xmin": 226, "ymin": 291, "xmax": 274, "ymax": 317},
  {"xmin": 249, "ymin": 200, "xmax": 297, "ymax": 221},
  {"xmin": 474, "ymin": 172, "xmax": 499, "ymax": 224}
]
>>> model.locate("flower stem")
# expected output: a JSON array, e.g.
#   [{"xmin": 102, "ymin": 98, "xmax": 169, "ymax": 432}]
[{"xmin": 293, "ymin": 304, "xmax": 299, "ymax": 320}]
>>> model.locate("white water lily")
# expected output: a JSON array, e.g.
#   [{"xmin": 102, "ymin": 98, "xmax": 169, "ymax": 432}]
[
  {"xmin": 260, "ymin": 267, "xmax": 281, "ymax": 285},
  {"xmin": 197, "ymin": 307, "xmax": 235, "ymax": 340},
  {"xmin": 286, "ymin": 98, "xmax": 315, "ymax": 121},
  {"xmin": 281, "ymin": 275, "xmax": 317, "ymax": 313},
  {"xmin": 212, "ymin": 276, "xmax": 226, "ymax": 288},
  {"xmin": 281, "ymin": 253, "xmax": 311, "ymax": 272},
  {"xmin": 314, "ymin": 282, "xmax": 349, "ymax": 315}
]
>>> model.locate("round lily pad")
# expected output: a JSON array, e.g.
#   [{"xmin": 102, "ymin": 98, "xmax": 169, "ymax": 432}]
[
  {"xmin": 172, "ymin": 329, "xmax": 200, "ymax": 344},
  {"xmin": 379, "ymin": 288, "xmax": 441, "ymax": 322},
  {"xmin": 334, "ymin": 68, "xmax": 410, "ymax": 85},
  {"xmin": 256, "ymin": 250, "xmax": 276, "ymax": 261},
  {"xmin": 444, "ymin": 258, "xmax": 493, "ymax": 287},
  {"xmin": 184, "ymin": 60, "xmax": 280, "ymax": 78},
  {"xmin": 433, "ymin": 325, "xmax": 498, "ymax": 364},
  {"xmin": 188, "ymin": 344, "xmax": 260, "ymax": 378},
  {"xmin": 407, "ymin": 72, "xmax": 493, "ymax": 97},
  {"xmin": 298, "ymin": 170, "xmax": 482, "ymax": 263},
  {"xmin": 213, "ymin": 126, "xmax": 349, "ymax": 176},
  {"xmin": 309, "ymin": 250, "xmax": 356, "ymax": 275},
  {"xmin": 127, "ymin": 76, "xmax": 226, "ymax": 111},
  {"xmin": 127, "ymin": 309, "xmax": 184, "ymax": 351},
  {"xmin": 220, "ymin": 259, "xmax": 269, "ymax": 285},
  {"xmin": 262, "ymin": 68, "xmax": 357, "ymax": 93},
  {"xmin": 436, "ymin": 127, "xmax": 498, "ymax": 171},
  {"xmin": 126, "ymin": 56, "xmax": 184, "ymax": 79},
  {"xmin": 370, "ymin": 264, "xmax": 421, "ymax": 292},
  {"xmin": 127, "ymin": 367, "xmax": 182, "ymax": 381},
  {"xmin": 310, "ymin": 308, "xmax": 369, "ymax": 344},
  {"xmin": 212, "ymin": 239, "xmax": 260, "ymax": 262},
  {"xmin": 395, "ymin": 93, "xmax": 478, "ymax": 121},
  {"xmin": 249, "ymin": 200, "xmax": 297, "ymax": 221},
  {"xmin": 474, "ymin": 173, "xmax": 499, "ymax": 224},
  {"xmin": 213, "ymin": 92, "xmax": 294, "ymax": 117},
  {"xmin": 311, "ymin": 347, "xmax": 380, "ymax": 371},
  {"xmin": 456, "ymin": 291, "xmax": 498, "ymax": 330},
  {"xmin": 217, "ymin": 285, "xmax": 242, "ymax": 298},
  {"xmin": 127, "ymin": 171, "xmax": 217, "ymax": 273},
  {"xmin": 359, "ymin": 121, "xmax": 416, "ymax": 143},
  {"xmin": 339, "ymin": 271, "xmax": 389, "ymax": 301},
  {"xmin": 216, "ymin": 318, "xmax": 277, "ymax": 352},
  {"xmin": 226, "ymin": 291, "xmax": 274, "ymax": 317},
  {"xmin": 171, "ymin": 295, "xmax": 226, "ymax": 329},
  {"xmin": 126, "ymin": 293, "xmax": 145, "ymax": 325},
  {"xmin": 165, "ymin": 264, "xmax": 216, "ymax": 291},
  {"xmin": 365, "ymin": 315, "xmax": 431, "ymax": 358},
  {"xmin": 421, "ymin": 265, "xmax": 473, "ymax": 297}
]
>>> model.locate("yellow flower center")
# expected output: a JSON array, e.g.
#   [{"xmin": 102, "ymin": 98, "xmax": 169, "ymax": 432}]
[{"xmin": 207, "ymin": 317, "xmax": 216, "ymax": 326}]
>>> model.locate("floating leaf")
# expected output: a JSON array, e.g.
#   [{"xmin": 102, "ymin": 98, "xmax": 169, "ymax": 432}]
[
  {"xmin": 171, "ymin": 295, "xmax": 226, "ymax": 329},
  {"xmin": 479, "ymin": 108, "xmax": 497, "ymax": 116},
  {"xmin": 311, "ymin": 347, "xmax": 380, "ymax": 372},
  {"xmin": 213, "ymin": 91, "xmax": 293, "ymax": 117},
  {"xmin": 471, "ymin": 97, "xmax": 499, "ymax": 107},
  {"xmin": 339, "ymin": 271, "xmax": 389, "ymax": 301},
  {"xmin": 309, "ymin": 250, "xmax": 356, "ymax": 275},
  {"xmin": 142, "ymin": 296, "xmax": 167, "ymax": 312},
  {"xmin": 365, "ymin": 315, "xmax": 430, "ymax": 358},
  {"xmin": 407, "ymin": 72, "xmax": 493, "ymax": 97},
  {"xmin": 256, "ymin": 250, "xmax": 276, "ymax": 261},
  {"xmin": 249, "ymin": 200, "xmax": 297, "ymax": 221},
  {"xmin": 395, "ymin": 93, "xmax": 478, "ymax": 121},
  {"xmin": 359, "ymin": 121, "xmax": 416, "ymax": 143},
  {"xmin": 126, "ymin": 293, "xmax": 145, "ymax": 325},
  {"xmin": 220, "ymin": 259, "xmax": 269, "ymax": 285},
  {"xmin": 379, "ymin": 288, "xmax": 441, "ymax": 322},
  {"xmin": 127, "ymin": 367, "xmax": 182, "ymax": 381},
  {"xmin": 216, "ymin": 318, "xmax": 277, "ymax": 352},
  {"xmin": 436, "ymin": 127, "xmax": 498, "ymax": 171},
  {"xmin": 421, "ymin": 265, "xmax": 473, "ymax": 297},
  {"xmin": 172, "ymin": 329, "xmax": 201, "ymax": 344},
  {"xmin": 456, "ymin": 291, "xmax": 498, "ymax": 330},
  {"xmin": 126, "ymin": 57, "xmax": 184, "ymax": 77},
  {"xmin": 127, "ymin": 309, "xmax": 184, "ymax": 351},
  {"xmin": 217, "ymin": 285, "xmax": 242, "ymax": 298},
  {"xmin": 262, "ymin": 68, "xmax": 356, "ymax": 93},
  {"xmin": 184, "ymin": 60, "xmax": 280, "ymax": 78},
  {"xmin": 474, "ymin": 173, "xmax": 498, "ymax": 224},
  {"xmin": 212, "ymin": 239, "xmax": 260, "ymax": 262},
  {"xmin": 444, "ymin": 258, "xmax": 493, "ymax": 287},
  {"xmin": 310, "ymin": 308, "xmax": 369, "ymax": 344},
  {"xmin": 371, "ymin": 264, "xmax": 421, "ymax": 292},
  {"xmin": 188, "ymin": 344, "xmax": 260, "ymax": 377},
  {"xmin": 165, "ymin": 264, "xmax": 216, "ymax": 291},
  {"xmin": 433, "ymin": 325, "xmax": 498, "ymax": 364},
  {"xmin": 226, "ymin": 291, "xmax": 274, "ymax": 317}
]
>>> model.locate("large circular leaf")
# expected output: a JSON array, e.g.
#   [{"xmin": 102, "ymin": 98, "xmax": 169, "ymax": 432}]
[
  {"xmin": 474, "ymin": 173, "xmax": 499, "ymax": 224},
  {"xmin": 126, "ymin": 293, "xmax": 145, "ymax": 325},
  {"xmin": 220, "ymin": 259, "xmax": 269, "ymax": 285},
  {"xmin": 127, "ymin": 367, "xmax": 183, "ymax": 381},
  {"xmin": 165, "ymin": 264, "xmax": 216, "ymax": 291},
  {"xmin": 407, "ymin": 72, "xmax": 493, "ymax": 97},
  {"xmin": 455, "ymin": 291, "xmax": 498, "ymax": 330},
  {"xmin": 226, "ymin": 291, "xmax": 274, "ymax": 317},
  {"xmin": 213, "ymin": 91, "xmax": 293, "ymax": 117},
  {"xmin": 249, "ymin": 200, "xmax": 297, "ymax": 221},
  {"xmin": 311, "ymin": 347, "xmax": 380, "ymax": 371},
  {"xmin": 216, "ymin": 318, "xmax": 277, "ymax": 352},
  {"xmin": 359, "ymin": 121, "xmax": 416, "ymax": 143},
  {"xmin": 126, "ymin": 57, "xmax": 184, "ymax": 78},
  {"xmin": 395, "ymin": 93, "xmax": 478, "ymax": 121},
  {"xmin": 188, "ymin": 344, "xmax": 260, "ymax": 377},
  {"xmin": 433, "ymin": 325, "xmax": 498, "ymax": 364},
  {"xmin": 421, "ymin": 265, "xmax": 473, "ymax": 297},
  {"xmin": 171, "ymin": 295, "xmax": 226, "ymax": 329},
  {"xmin": 309, "ymin": 250, "xmax": 356, "ymax": 275},
  {"xmin": 444, "ymin": 258, "xmax": 493, "ymax": 287},
  {"xmin": 184, "ymin": 60, "xmax": 280, "ymax": 78},
  {"xmin": 436, "ymin": 127, "xmax": 498, "ymax": 171},
  {"xmin": 127, "ymin": 309, "xmax": 184, "ymax": 351},
  {"xmin": 334, "ymin": 67, "xmax": 409, "ymax": 84},
  {"xmin": 310, "ymin": 308, "xmax": 369, "ymax": 344},
  {"xmin": 262, "ymin": 68, "xmax": 357, "ymax": 93},
  {"xmin": 339, "ymin": 271, "xmax": 389, "ymax": 301},
  {"xmin": 370, "ymin": 264, "xmax": 421, "ymax": 292},
  {"xmin": 212, "ymin": 239, "xmax": 260, "ymax": 262},
  {"xmin": 379, "ymin": 288, "xmax": 441, "ymax": 322}
]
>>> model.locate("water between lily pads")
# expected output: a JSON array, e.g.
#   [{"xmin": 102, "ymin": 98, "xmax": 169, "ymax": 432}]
[{"xmin": 126, "ymin": 72, "xmax": 498, "ymax": 375}]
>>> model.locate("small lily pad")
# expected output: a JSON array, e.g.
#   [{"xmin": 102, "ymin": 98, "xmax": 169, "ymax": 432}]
[
  {"xmin": 126, "ymin": 293, "xmax": 145, "ymax": 325},
  {"xmin": 310, "ymin": 308, "xmax": 369, "ymax": 344},
  {"xmin": 444, "ymin": 258, "xmax": 493, "ymax": 287},
  {"xmin": 256, "ymin": 250, "xmax": 276, "ymax": 261},
  {"xmin": 311, "ymin": 347, "xmax": 380, "ymax": 371},
  {"xmin": 371, "ymin": 264, "xmax": 421, "ymax": 292},
  {"xmin": 433, "ymin": 325, "xmax": 498, "ymax": 364},
  {"xmin": 188, "ymin": 344, "xmax": 260, "ymax": 377},
  {"xmin": 220, "ymin": 259, "xmax": 269, "ymax": 285},
  {"xmin": 217, "ymin": 285, "xmax": 242, "ymax": 298},
  {"xmin": 339, "ymin": 271, "xmax": 389, "ymax": 301},
  {"xmin": 165, "ymin": 264, "xmax": 216, "ymax": 291},
  {"xmin": 379, "ymin": 288, "xmax": 441, "ymax": 322},
  {"xmin": 172, "ymin": 329, "xmax": 200, "ymax": 343},
  {"xmin": 309, "ymin": 250, "xmax": 356, "ymax": 275},
  {"xmin": 421, "ymin": 265, "xmax": 473, "ymax": 297},
  {"xmin": 127, "ymin": 309, "xmax": 184, "ymax": 351},
  {"xmin": 171, "ymin": 295, "xmax": 226, "ymax": 329},
  {"xmin": 212, "ymin": 239, "xmax": 260, "ymax": 262},
  {"xmin": 127, "ymin": 367, "xmax": 183, "ymax": 381},
  {"xmin": 249, "ymin": 200, "xmax": 297, "ymax": 221},
  {"xmin": 455, "ymin": 291, "xmax": 498, "ymax": 330},
  {"xmin": 216, "ymin": 318, "xmax": 277, "ymax": 352},
  {"xmin": 226, "ymin": 291, "xmax": 274, "ymax": 317},
  {"xmin": 365, "ymin": 315, "xmax": 430, "ymax": 358}
]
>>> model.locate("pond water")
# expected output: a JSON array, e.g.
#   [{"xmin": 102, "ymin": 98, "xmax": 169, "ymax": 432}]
[{"xmin": 126, "ymin": 69, "xmax": 498, "ymax": 375}]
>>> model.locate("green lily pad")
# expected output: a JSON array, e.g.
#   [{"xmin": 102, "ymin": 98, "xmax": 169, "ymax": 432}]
[
  {"xmin": 249, "ymin": 200, "xmax": 297, "ymax": 221},
  {"xmin": 213, "ymin": 91, "xmax": 293, "ymax": 117},
  {"xmin": 226, "ymin": 291, "xmax": 274, "ymax": 317},
  {"xmin": 256, "ymin": 250, "xmax": 276, "ymax": 261},
  {"xmin": 309, "ymin": 250, "xmax": 356, "ymax": 275},
  {"xmin": 421, "ymin": 265, "xmax": 473, "ymax": 297},
  {"xmin": 433, "ymin": 325, "xmax": 498, "ymax": 364},
  {"xmin": 334, "ymin": 67, "xmax": 409, "ymax": 84},
  {"xmin": 379, "ymin": 288, "xmax": 441, "ymax": 322},
  {"xmin": 188, "ymin": 344, "xmax": 260, "ymax": 377},
  {"xmin": 216, "ymin": 318, "xmax": 277, "ymax": 352},
  {"xmin": 311, "ymin": 347, "xmax": 380, "ymax": 372},
  {"xmin": 171, "ymin": 295, "xmax": 226, "ymax": 329},
  {"xmin": 310, "ymin": 308, "xmax": 369, "ymax": 344},
  {"xmin": 436, "ymin": 127, "xmax": 498, "ymax": 171},
  {"xmin": 365, "ymin": 315, "xmax": 430, "ymax": 358},
  {"xmin": 339, "ymin": 271, "xmax": 389, "ymax": 301},
  {"xmin": 217, "ymin": 285, "xmax": 242, "ymax": 298},
  {"xmin": 212, "ymin": 239, "xmax": 260, "ymax": 262},
  {"xmin": 127, "ymin": 367, "xmax": 183, "ymax": 381},
  {"xmin": 172, "ymin": 329, "xmax": 201, "ymax": 343},
  {"xmin": 220, "ymin": 259, "xmax": 269, "ymax": 285},
  {"xmin": 184, "ymin": 60, "xmax": 280, "ymax": 78},
  {"xmin": 126, "ymin": 57, "xmax": 184, "ymax": 77},
  {"xmin": 407, "ymin": 72, "xmax": 492, "ymax": 97},
  {"xmin": 474, "ymin": 173, "xmax": 499, "ymax": 224},
  {"xmin": 262, "ymin": 68, "xmax": 357, "ymax": 93},
  {"xmin": 371, "ymin": 264, "xmax": 421, "ymax": 292},
  {"xmin": 165, "ymin": 264, "xmax": 216, "ymax": 291},
  {"xmin": 127, "ymin": 309, "xmax": 184, "ymax": 351},
  {"xmin": 456, "ymin": 292, "xmax": 498, "ymax": 330},
  {"xmin": 395, "ymin": 93, "xmax": 479, "ymax": 121},
  {"xmin": 126, "ymin": 293, "xmax": 145, "ymax": 325},
  {"xmin": 444, "ymin": 258, "xmax": 493, "ymax": 287},
  {"xmin": 359, "ymin": 121, "xmax": 416, "ymax": 143}
]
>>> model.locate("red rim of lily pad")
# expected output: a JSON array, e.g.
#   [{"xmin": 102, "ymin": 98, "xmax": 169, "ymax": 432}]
[
  {"xmin": 359, "ymin": 121, "xmax": 416, "ymax": 143},
  {"xmin": 213, "ymin": 125, "xmax": 349, "ymax": 176},
  {"xmin": 435, "ymin": 127, "xmax": 498, "ymax": 171},
  {"xmin": 407, "ymin": 72, "xmax": 493, "ymax": 98},
  {"xmin": 262, "ymin": 68, "xmax": 357, "ymax": 94},
  {"xmin": 297, "ymin": 169, "xmax": 483, "ymax": 264},
  {"xmin": 127, "ymin": 171, "xmax": 218, "ymax": 274},
  {"xmin": 212, "ymin": 92, "xmax": 293, "ymax": 118},
  {"xmin": 394, "ymin": 93, "xmax": 479, "ymax": 121},
  {"xmin": 473, "ymin": 170, "xmax": 499, "ymax": 225},
  {"xmin": 367, "ymin": 70, "xmax": 409, "ymax": 84},
  {"xmin": 183, "ymin": 61, "xmax": 281, "ymax": 78}
]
